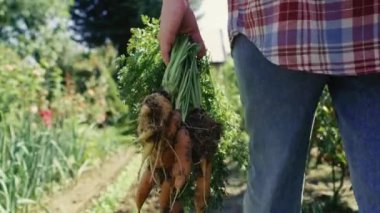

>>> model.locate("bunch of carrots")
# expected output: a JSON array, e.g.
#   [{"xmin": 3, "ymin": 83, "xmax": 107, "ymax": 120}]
[{"xmin": 135, "ymin": 36, "xmax": 222, "ymax": 213}]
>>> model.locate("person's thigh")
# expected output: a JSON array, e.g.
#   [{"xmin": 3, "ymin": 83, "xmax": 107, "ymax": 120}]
[
  {"xmin": 232, "ymin": 34, "xmax": 328, "ymax": 213},
  {"xmin": 329, "ymin": 75, "xmax": 380, "ymax": 213}
]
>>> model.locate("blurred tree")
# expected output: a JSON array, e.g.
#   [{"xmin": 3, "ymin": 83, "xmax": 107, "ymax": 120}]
[
  {"xmin": 0, "ymin": 0, "xmax": 73, "ymax": 101},
  {"xmin": 70, "ymin": 0, "xmax": 161, "ymax": 54},
  {"xmin": 0, "ymin": 0, "xmax": 69, "ymax": 41}
]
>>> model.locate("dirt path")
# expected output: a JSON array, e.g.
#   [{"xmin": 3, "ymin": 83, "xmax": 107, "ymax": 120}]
[
  {"xmin": 43, "ymin": 148, "xmax": 136, "ymax": 213},
  {"xmin": 116, "ymin": 182, "xmax": 159, "ymax": 213}
]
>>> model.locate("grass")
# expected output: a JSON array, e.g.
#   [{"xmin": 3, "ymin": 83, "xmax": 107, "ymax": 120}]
[
  {"xmin": 0, "ymin": 111, "xmax": 128, "ymax": 212},
  {"xmin": 0, "ymin": 112, "xmax": 85, "ymax": 212}
]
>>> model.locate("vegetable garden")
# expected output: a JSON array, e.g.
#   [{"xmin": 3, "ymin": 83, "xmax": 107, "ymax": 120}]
[{"xmin": 0, "ymin": 1, "xmax": 358, "ymax": 212}]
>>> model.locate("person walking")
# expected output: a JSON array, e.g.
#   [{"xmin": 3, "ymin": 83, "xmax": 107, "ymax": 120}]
[{"xmin": 159, "ymin": 1, "xmax": 380, "ymax": 212}]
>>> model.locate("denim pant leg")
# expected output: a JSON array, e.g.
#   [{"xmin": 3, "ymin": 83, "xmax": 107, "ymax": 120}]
[
  {"xmin": 232, "ymin": 35, "xmax": 328, "ymax": 213},
  {"xmin": 329, "ymin": 75, "xmax": 380, "ymax": 213}
]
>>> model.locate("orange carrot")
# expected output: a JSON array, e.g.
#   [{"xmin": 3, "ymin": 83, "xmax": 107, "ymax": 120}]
[
  {"xmin": 135, "ymin": 169, "xmax": 154, "ymax": 212},
  {"xmin": 165, "ymin": 110, "xmax": 182, "ymax": 140},
  {"xmin": 171, "ymin": 201, "xmax": 184, "ymax": 213},
  {"xmin": 159, "ymin": 177, "xmax": 173, "ymax": 213},
  {"xmin": 136, "ymin": 93, "xmax": 174, "ymax": 176},
  {"xmin": 194, "ymin": 159, "xmax": 212, "ymax": 213},
  {"xmin": 172, "ymin": 127, "xmax": 192, "ymax": 193},
  {"xmin": 148, "ymin": 141, "xmax": 175, "ymax": 173},
  {"xmin": 160, "ymin": 145, "xmax": 175, "ymax": 170}
]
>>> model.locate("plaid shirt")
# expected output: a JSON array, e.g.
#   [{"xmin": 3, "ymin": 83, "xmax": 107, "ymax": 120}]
[{"xmin": 228, "ymin": 0, "xmax": 380, "ymax": 75}]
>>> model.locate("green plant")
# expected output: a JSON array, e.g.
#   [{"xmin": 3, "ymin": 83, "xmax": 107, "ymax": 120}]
[
  {"xmin": 0, "ymin": 2, "xmax": 132, "ymax": 211},
  {"xmin": 0, "ymin": 109, "xmax": 130, "ymax": 212},
  {"xmin": 116, "ymin": 16, "xmax": 165, "ymax": 128},
  {"xmin": 0, "ymin": 0, "xmax": 69, "ymax": 41},
  {"xmin": 0, "ymin": 44, "xmax": 46, "ymax": 114},
  {"xmin": 0, "ymin": 112, "xmax": 85, "ymax": 212},
  {"xmin": 69, "ymin": 45, "xmax": 127, "ymax": 126},
  {"xmin": 116, "ymin": 16, "xmax": 248, "ymax": 210},
  {"xmin": 162, "ymin": 35, "xmax": 202, "ymax": 119},
  {"xmin": 303, "ymin": 88, "xmax": 350, "ymax": 212}
]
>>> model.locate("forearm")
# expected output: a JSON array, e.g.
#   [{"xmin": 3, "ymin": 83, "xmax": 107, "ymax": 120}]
[{"xmin": 162, "ymin": 0, "xmax": 189, "ymax": 7}]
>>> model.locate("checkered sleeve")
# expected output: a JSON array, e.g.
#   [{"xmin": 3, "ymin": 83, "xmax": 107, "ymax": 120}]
[{"xmin": 228, "ymin": 0, "xmax": 380, "ymax": 75}]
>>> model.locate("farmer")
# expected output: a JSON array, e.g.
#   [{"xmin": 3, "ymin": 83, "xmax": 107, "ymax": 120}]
[{"xmin": 159, "ymin": 1, "xmax": 380, "ymax": 212}]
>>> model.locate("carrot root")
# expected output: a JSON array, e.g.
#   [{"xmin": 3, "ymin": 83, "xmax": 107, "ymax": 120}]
[
  {"xmin": 165, "ymin": 110, "xmax": 182, "ymax": 140},
  {"xmin": 172, "ymin": 127, "xmax": 192, "ymax": 184},
  {"xmin": 159, "ymin": 177, "xmax": 173, "ymax": 212},
  {"xmin": 151, "ymin": 140, "xmax": 163, "ymax": 180},
  {"xmin": 134, "ymin": 129, "xmax": 154, "ymax": 144},
  {"xmin": 135, "ymin": 169, "xmax": 154, "ymax": 211},
  {"xmin": 138, "ymin": 142, "xmax": 154, "ymax": 178},
  {"xmin": 194, "ymin": 159, "xmax": 212, "ymax": 213},
  {"xmin": 171, "ymin": 201, "xmax": 184, "ymax": 213}
]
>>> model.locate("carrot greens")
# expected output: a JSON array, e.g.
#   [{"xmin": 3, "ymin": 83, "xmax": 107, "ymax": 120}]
[{"xmin": 162, "ymin": 35, "xmax": 202, "ymax": 120}]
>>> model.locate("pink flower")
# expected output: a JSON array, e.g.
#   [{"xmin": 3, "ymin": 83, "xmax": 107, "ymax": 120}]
[{"xmin": 39, "ymin": 109, "xmax": 53, "ymax": 128}]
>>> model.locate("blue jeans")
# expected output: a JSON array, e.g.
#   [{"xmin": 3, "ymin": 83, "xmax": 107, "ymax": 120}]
[{"xmin": 232, "ymin": 34, "xmax": 380, "ymax": 213}]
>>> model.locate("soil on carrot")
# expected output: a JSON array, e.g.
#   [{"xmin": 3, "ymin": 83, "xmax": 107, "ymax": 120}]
[
  {"xmin": 138, "ymin": 92, "xmax": 173, "ymax": 143},
  {"xmin": 185, "ymin": 109, "xmax": 222, "ymax": 165}
]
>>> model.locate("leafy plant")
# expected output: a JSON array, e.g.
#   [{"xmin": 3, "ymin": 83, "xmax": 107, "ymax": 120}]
[
  {"xmin": 0, "ymin": 112, "xmax": 85, "ymax": 212},
  {"xmin": 116, "ymin": 16, "xmax": 165, "ymax": 130},
  {"xmin": 0, "ymin": 1, "xmax": 132, "ymax": 212},
  {"xmin": 0, "ymin": 44, "xmax": 46, "ymax": 113},
  {"xmin": 303, "ymin": 88, "xmax": 350, "ymax": 212},
  {"xmin": 116, "ymin": 16, "xmax": 248, "ymax": 210},
  {"xmin": 0, "ymin": 0, "xmax": 69, "ymax": 41}
]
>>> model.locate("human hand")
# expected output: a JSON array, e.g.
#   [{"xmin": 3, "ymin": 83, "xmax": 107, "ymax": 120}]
[{"xmin": 159, "ymin": 0, "xmax": 206, "ymax": 64}]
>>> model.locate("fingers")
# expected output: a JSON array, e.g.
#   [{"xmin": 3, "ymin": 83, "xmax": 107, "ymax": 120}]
[
  {"xmin": 191, "ymin": 31, "xmax": 206, "ymax": 59},
  {"xmin": 159, "ymin": 0, "xmax": 188, "ymax": 65},
  {"xmin": 159, "ymin": 32, "xmax": 174, "ymax": 65},
  {"xmin": 160, "ymin": 30, "xmax": 206, "ymax": 64},
  {"xmin": 159, "ymin": 1, "xmax": 206, "ymax": 64},
  {"xmin": 180, "ymin": 8, "xmax": 206, "ymax": 59}
]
